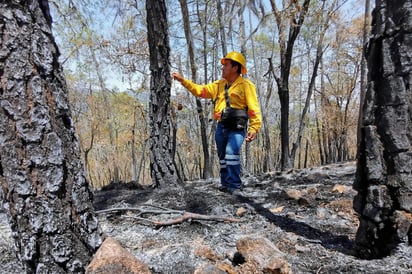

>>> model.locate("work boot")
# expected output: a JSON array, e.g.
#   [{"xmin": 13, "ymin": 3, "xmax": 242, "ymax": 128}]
[
  {"xmin": 218, "ymin": 185, "xmax": 227, "ymax": 192},
  {"xmin": 228, "ymin": 188, "xmax": 243, "ymax": 196}
]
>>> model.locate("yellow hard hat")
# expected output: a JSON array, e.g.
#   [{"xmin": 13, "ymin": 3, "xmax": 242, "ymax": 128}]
[{"xmin": 221, "ymin": 51, "xmax": 247, "ymax": 75}]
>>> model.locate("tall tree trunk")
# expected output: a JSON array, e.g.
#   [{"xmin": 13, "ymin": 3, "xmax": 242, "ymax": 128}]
[
  {"xmin": 0, "ymin": 1, "xmax": 103, "ymax": 272},
  {"xmin": 146, "ymin": 0, "xmax": 181, "ymax": 187},
  {"xmin": 202, "ymin": 1, "xmax": 219, "ymax": 178},
  {"xmin": 354, "ymin": 0, "xmax": 412, "ymax": 259},
  {"xmin": 217, "ymin": 0, "xmax": 227, "ymax": 56},
  {"xmin": 90, "ymin": 48, "xmax": 119, "ymax": 184},
  {"xmin": 290, "ymin": 0, "xmax": 335, "ymax": 165},
  {"xmin": 131, "ymin": 106, "xmax": 138, "ymax": 184},
  {"xmin": 321, "ymin": 92, "xmax": 331, "ymax": 164},
  {"xmin": 238, "ymin": 4, "xmax": 252, "ymax": 174},
  {"xmin": 270, "ymin": 0, "xmax": 311, "ymax": 170},
  {"xmin": 136, "ymin": 139, "xmax": 148, "ymax": 186},
  {"xmin": 314, "ymin": 81, "xmax": 325, "ymax": 165},
  {"xmin": 179, "ymin": 0, "xmax": 212, "ymax": 180}
]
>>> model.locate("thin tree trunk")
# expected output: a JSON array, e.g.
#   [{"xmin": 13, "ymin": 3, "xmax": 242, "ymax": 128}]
[
  {"xmin": 132, "ymin": 107, "xmax": 138, "ymax": 184},
  {"xmin": 270, "ymin": 0, "xmax": 311, "ymax": 170},
  {"xmin": 179, "ymin": 0, "xmax": 211, "ymax": 180},
  {"xmin": 90, "ymin": 48, "xmax": 119, "ymax": 184},
  {"xmin": 238, "ymin": 4, "xmax": 251, "ymax": 174},
  {"xmin": 321, "ymin": 89, "xmax": 331, "ymax": 164},
  {"xmin": 217, "ymin": 0, "xmax": 227, "ymax": 56},
  {"xmin": 197, "ymin": 0, "xmax": 218, "ymax": 178},
  {"xmin": 314, "ymin": 92, "xmax": 325, "ymax": 165},
  {"xmin": 83, "ymin": 125, "xmax": 95, "ymax": 185},
  {"xmin": 290, "ymin": 0, "xmax": 335, "ymax": 166},
  {"xmin": 136, "ymin": 139, "xmax": 148, "ymax": 186},
  {"xmin": 0, "ymin": 1, "xmax": 103, "ymax": 272},
  {"xmin": 304, "ymin": 140, "xmax": 309, "ymax": 168}
]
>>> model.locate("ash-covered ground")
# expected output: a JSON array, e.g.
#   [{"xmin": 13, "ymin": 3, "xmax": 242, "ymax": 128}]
[{"xmin": 1, "ymin": 162, "xmax": 411, "ymax": 273}]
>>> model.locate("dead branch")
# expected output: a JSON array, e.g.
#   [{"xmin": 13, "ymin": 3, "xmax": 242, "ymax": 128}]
[
  {"xmin": 96, "ymin": 205, "xmax": 182, "ymax": 216},
  {"xmin": 96, "ymin": 204, "xmax": 240, "ymax": 227},
  {"xmin": 151, "ymin": 211, "xmax": 240, "ymax": 226}
]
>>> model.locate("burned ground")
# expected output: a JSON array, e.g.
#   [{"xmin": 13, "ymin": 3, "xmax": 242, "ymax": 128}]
[{"xmin": 1, "ymin": 162, "xmax": 411, "ymax": 273}]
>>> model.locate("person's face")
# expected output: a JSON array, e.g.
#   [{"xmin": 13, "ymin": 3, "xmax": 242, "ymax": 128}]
[{"xmin": 221, "ymin": 59, "xmax": 238, "ymax": 80}]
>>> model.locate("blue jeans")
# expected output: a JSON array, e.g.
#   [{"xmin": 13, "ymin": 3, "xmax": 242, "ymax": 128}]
[{"xmin": 215, "ymin": 122, "xmax": 246, "ymax": 192}]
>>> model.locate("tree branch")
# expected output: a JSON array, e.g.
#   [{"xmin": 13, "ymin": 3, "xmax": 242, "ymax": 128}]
[{"xmin": 96, "ymin": 205, "xmax": 240, "ymax": 227}]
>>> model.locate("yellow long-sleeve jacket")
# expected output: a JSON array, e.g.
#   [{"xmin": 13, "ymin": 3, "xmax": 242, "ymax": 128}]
[{"xmin": 180, "ymin": 76, "xmax": 262, "ymax": 134}]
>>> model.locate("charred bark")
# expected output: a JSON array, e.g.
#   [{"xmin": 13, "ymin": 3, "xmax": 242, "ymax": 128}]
[
  {"xmin": 146, "ymin": 0, "xmax": 181, "ymax": 187},
  {"xmin": 0, "ymin": 1, "xmax": 103, "ymax": 272},
  {"xmin": 354, "ymin": 0, "xmax": 412, "ymax": 259}
]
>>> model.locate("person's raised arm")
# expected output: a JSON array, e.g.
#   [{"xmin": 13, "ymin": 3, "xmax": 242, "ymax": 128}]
[{"xmin": 172, "ymin": 72, "xmax": 184, "ymax": 83}]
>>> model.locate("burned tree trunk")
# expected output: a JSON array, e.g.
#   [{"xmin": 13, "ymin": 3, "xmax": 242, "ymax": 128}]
[
  {"xmin": 146, "ymin": 0, "xmax": 181, "ymax": 187},
  {"xmin": 0, "ymin": 1, "xmax": 103, "ymax": 272},
  {"xmin": 353, "ymin": 0, "xmax": 412, "ymax": 259}
]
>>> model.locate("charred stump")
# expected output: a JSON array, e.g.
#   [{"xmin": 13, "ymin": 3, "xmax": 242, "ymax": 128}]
[
  {"xmin": 353, "ymin": 0, "xmax": 412, "ymax": 259},
  {"xmin": 0, "ymin": 1, "xmax": 103, "ymax": 272}
]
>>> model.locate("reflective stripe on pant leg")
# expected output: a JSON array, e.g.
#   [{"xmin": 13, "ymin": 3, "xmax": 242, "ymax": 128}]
[
  {"xmin": 219, "ymin": 159, "xmax": 228, "ymax": 187},
  {"xmin": 225, "ymin": 154, "xmax": 240, "ymax": 166},
  {"xmin": 215, "ymin": 123, "xmax": 229, "ymax": 187},
  {"xmin": 220, "ymin": 159, "xmax": 226, "ymax": 169},
  {"xmin": 225, "ymin": 154, "xmax": 241, "ymax": 190}
]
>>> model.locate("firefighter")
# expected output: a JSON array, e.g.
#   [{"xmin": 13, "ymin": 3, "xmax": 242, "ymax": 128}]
[{"xmin": 172, "ymin": 51, "xmax": 262, "ymax": 194}]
